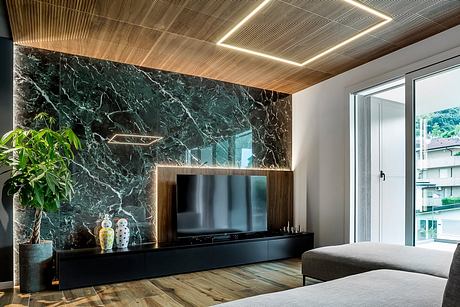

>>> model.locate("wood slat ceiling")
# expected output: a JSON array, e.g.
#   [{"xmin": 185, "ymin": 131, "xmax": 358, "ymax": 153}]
[{"xmin": 6, "ymin": 0, "xmax": 460, "ymax": 93}]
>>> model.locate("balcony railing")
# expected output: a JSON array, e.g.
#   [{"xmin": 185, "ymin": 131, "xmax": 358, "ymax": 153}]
[
  {"xmin": 423, "ymin": 177, "xmax": 460, "ymax": 187},
  {"xmin": 417, "ymin": 156, "xmax": 460, "ymax": 169}
]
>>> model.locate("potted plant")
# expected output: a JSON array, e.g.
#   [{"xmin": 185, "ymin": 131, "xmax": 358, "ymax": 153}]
[{"xmin": 0, "ymin": 113, "xmax": 80, "ymax": 292}]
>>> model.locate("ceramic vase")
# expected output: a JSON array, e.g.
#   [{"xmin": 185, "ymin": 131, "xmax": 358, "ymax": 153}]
[
  {"xmin": 99, "ymin": 214, "xmax": 114, "ymax": 250},
  {"xmin": 94, "ymin": 216, "xmax": 102, "ymax": 246},
  {"xmin": 116, "ymin": 218, "xmax": 130, "ymax": 249}
]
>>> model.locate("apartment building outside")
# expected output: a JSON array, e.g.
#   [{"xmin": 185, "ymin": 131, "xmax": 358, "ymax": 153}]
[{"xmin": 417, "ymin": 137, "xmax": 460, "ymax": 243}]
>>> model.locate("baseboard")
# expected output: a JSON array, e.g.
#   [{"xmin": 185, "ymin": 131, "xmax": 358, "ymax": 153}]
[{"xmin": 0, "ymin": 281, "xmax": 13, "ymax": 290}]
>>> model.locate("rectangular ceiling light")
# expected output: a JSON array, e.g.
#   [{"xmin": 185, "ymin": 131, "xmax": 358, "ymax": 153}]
[
  {"xmin": 216, "ymin": 0, "xmax": 392, "ymax": 66},
  {"xmin": 108, "ymin": 134, "xmax": 163, "ymax": 146}
]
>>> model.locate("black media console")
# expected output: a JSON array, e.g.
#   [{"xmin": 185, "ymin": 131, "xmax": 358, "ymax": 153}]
[{"xmin": 56, "ymin": 232, "xmax": 314, "ymax": 290}]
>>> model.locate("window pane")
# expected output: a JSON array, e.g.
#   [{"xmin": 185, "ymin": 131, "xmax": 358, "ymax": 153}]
[
  {"xmin": 200, "ymin": 146, "xmax": 213, "ymax": 166},
  {"xmin": 215, "ymin": 140, "xmax": 229, "ymax": 166},
  {"xmin": 415, "ymin": 64, "xmax": 460, "ymax": 249},
  {"xmin": 439, "ymin": 168, "xmax": 450, "ymax": 178},
  {"xmin": 235, "ymin": 130, "xmax": 252, "ymax": 168}
]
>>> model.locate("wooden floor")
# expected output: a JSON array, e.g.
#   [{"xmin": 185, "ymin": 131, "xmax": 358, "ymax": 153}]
[{"xmin": 0, "ymin": 258, "xmax": 308, "ymax": 307}]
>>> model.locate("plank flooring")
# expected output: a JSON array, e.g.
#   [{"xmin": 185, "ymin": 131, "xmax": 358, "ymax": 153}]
[{"xmin": 0, "ymin": 258, "xmax": 311, "ymax": 307}]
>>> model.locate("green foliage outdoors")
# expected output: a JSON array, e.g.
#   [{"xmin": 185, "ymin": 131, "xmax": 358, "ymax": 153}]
[
  {"xmin": 419, "ymin": 107, "xmax": 460, "ymax": 138},
  {"xmin": 0, "ymin": 113, "xmax": 80, "ymax": 243},
  {"xmin": 441, "ymin": 196, "xmax": 460, "ymax": 206}
]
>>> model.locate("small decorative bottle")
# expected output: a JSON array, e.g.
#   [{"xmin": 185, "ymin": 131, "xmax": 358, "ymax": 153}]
[
  {"xmin": 99, "ymin": 214, "xmax": 114, "ymax": 250},
  {"xmin": 94, "ymin": 214, "xmax": 103, "ymax": 246},
  {"xmin": 116, "ymin": 218, "xmax": 130, "ymax": 249}
]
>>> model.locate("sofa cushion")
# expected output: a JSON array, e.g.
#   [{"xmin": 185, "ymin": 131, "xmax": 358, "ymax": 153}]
[
  {"xmin": 302, "ymin": 242, "xmax": 453, "ymax": 281},
  {"xmin": 442, "ymin": 243, "xmax": 460, "ymax": 307},
  {"xmin": 216, "ymin": 269, "xmax": 447, "ymax": 307}
]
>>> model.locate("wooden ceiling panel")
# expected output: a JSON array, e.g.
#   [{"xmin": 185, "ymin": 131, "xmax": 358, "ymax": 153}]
[
  {"xmin": 363, "ymin": 0, "xmax": 440, "ymax": 20},
  {"xmin": 286, "ymin": 23, "xmax": 362, "ymax": 61},
  {"xmin": 136, "ymin": 0, "xmax": 191, "ymax": 32},
  {"xmin": 281, "ymin": 0, "xmax": 356, "ymax": 21},
  {"xmin": 303, "ymin": 52, "xmax": 362, "ymax": 75},
  {"xmin": 340, "ymin": 35, "xmax": 398, "ymax": 60},
  {"xmin": 417, "ymin": 0, "xmax": 460, "ymax": 28},
  {"xmin": 140, "ymin": 32, "xmax": 303, "ymax": 91},
  {"xmin": 275, "ymin": 69, "xmax": 332, "ymax": 93},
  {"xmin": 282, "ymin": 68, "xmax": 332, "ymax": 84},
  {"xmin": 179, "ymin": 0, "xmax": 263, "ymax": 24},
  {"xmin": 141, "ymin": 32, "xmax": 226, "ymax": 76},
  {"xmin": 41, "ymin": 0, "xmax": 181, "ymax": 31},
  {"xmin": 334, "ymin": 7, "xmax": 383, "ymax": 30},
  {"xmin": 24, "ymin": 39, "xmax": 89, "ymax": 59},
  {"xmin": 226, "ymin": 4, "xmax": 331, "ymax": 61},
  {"xmin": 23, "ymin": 19, "xmax": 164, "ymax": 66},
  {"xmin": 37, "ymin": 0, "xmax": 96, "ymax": 12},
  {"xmin": 7, "ymin": 0, "xmax": 460, "ymax": 93},
  {"xmin": 9, "ymin": 0, "xmax": 94, "ymax": 43},
  {"xmin": 372, "ymin": 14, "xmax": 448, "ymax": 47},
  {"xmin": 225, "ymin": 0, "xmax": 380, "ymax": 63},
  {"xmin": 166, "ymin": 7, "xmax": 234, "ymax": 42},
  {"xmin": 90, "ymin": 0, "xmax": 158, "ymax": 25},
  {"xmin": 88, "ymin": 23, "xmax": 163, "ymax": 64}
]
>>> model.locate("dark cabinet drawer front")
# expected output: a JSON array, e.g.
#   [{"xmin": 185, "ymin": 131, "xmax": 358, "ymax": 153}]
[
  {"xmin": 59, "ymin": 253, "xmax": 144, "ymax": 289},
  {"xmin": 268, "ymin": 236, "xmax": 313, "ymax": 260},
  {"xmin": 144, "ymin": 241, "xmax": 268, "ymax": 277}
]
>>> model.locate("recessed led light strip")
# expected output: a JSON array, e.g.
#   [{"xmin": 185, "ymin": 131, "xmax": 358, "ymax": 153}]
[
  {"xmin": 216, "ymin": 0, "xmax": 392, "ymax": 66},
  {"xmin": 156, "ymin": 164, "xmax": 292, "ymax": 171},
  {"xmin": 218, "ymin": 43, "xmax": 303, "ymax": 66},
  {"xmin": 217, "ymin": 0, "xmax": 272, "ymax": 45},
  {"xmin": 108, "ymin": 134, "xmax": 163, "ymax": 146},
  {"xmin": 341, "ymin": 0, "xmax": 391, "ymax": 20},
  {"xmin": 301, "ymin": 19, "xmax": 391, "ymax": 66}
]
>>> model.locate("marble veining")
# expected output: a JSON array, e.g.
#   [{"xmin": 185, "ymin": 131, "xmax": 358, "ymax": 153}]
[{"xmin": 13, "ymin": 46, "xmax": 292, "ymax": 250}]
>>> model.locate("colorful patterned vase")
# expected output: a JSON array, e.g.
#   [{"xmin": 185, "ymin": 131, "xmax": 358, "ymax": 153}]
[
  {"xmin": 116, "ymin": 218, "xmax": 130, "ymax": 249},
  {"xmin": 99, "ymin": 214, "xmax": 114, "ymax": 250}
]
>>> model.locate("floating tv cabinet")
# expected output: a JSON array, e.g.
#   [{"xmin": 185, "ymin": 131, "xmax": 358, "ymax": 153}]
[{"xmin": 56, "ymin": 232, "xmax": 314, "ymax": 290}]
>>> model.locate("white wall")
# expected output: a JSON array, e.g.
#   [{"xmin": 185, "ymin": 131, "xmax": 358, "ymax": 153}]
[{"xmin": 292, "ymin": 25, "xmax": 460, "ymax": 247}]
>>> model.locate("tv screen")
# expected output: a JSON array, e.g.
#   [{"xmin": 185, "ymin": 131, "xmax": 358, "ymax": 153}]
[{"xmin": 176, "ymin": 175, "xmax": 268, "ymax": 237}]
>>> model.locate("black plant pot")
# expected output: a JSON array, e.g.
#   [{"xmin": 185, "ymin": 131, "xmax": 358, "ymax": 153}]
[{"xmin": 19, "ymin": 241, "xmax": 53, "ymax": 293}]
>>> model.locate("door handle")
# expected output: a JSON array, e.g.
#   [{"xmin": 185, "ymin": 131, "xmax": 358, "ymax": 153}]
[{"xmin": 380, "ymin": 170, "xmax": 386, "ymax": 181}]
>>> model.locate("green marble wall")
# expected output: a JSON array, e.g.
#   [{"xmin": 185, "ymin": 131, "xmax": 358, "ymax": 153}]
[{"xmin": 13, "ymin": 46, "xmax": 292, "ymax": 249}]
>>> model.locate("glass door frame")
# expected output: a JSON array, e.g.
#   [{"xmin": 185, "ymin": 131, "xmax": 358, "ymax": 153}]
[
  {"xmin": 350, "ymin": 78, "xmax": 405, "ymax": 244},
  {"xmin": 405, "ymin": 55, "xmax": 460, "ymax": 246}
]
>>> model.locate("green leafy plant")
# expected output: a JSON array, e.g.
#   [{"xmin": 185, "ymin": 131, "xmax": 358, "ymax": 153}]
[
  {"xmin": 441, "ymin": 196, "xmax": 460, "ymax": 206},
  {"xmin": 0, "ymin": 113, "xmax": 80, "ymax": 244}
]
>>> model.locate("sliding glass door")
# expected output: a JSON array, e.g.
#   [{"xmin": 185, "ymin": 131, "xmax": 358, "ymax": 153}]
[
  {"xmin": 352, "ymin": 56, "xmax": 460, "ymax": 249},
  {"xmin": 407, "ymin": 57, "xmax": 460, "ymax": 251}
]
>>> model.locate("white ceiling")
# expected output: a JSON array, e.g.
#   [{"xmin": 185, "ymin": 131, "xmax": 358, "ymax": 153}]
[
  {"xmin": 373, "ymin": 86, "xmax": 405, "ymax": 104},
  {"xmin": 416, "ymin": 65, "xmax": 460, "ymax": 115}
]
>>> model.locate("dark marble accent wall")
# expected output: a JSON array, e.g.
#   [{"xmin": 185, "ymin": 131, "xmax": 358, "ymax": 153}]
[{"xmin": 13, "ymin": 46, "xmax": 292, "ymax": 250}]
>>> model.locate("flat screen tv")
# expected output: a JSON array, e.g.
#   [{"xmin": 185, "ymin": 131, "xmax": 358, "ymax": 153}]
[{"xmin": 176, "ymin": 174, "xmax": 268, "ymax": 238}]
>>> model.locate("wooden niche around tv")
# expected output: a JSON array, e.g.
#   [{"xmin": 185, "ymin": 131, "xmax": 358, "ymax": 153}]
[{"xmin": 156, "ymin": 166, "xmax": 293, "ymax": 243}]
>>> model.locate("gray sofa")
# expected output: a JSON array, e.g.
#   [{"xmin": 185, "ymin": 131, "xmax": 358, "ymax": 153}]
[
  {"xmin": 217, "ymin": 243, "xmax": 459, "ymax": 307},
  {"xmin": 301, "ymin": 242, "xmax": 453, "ymax": 283}
]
